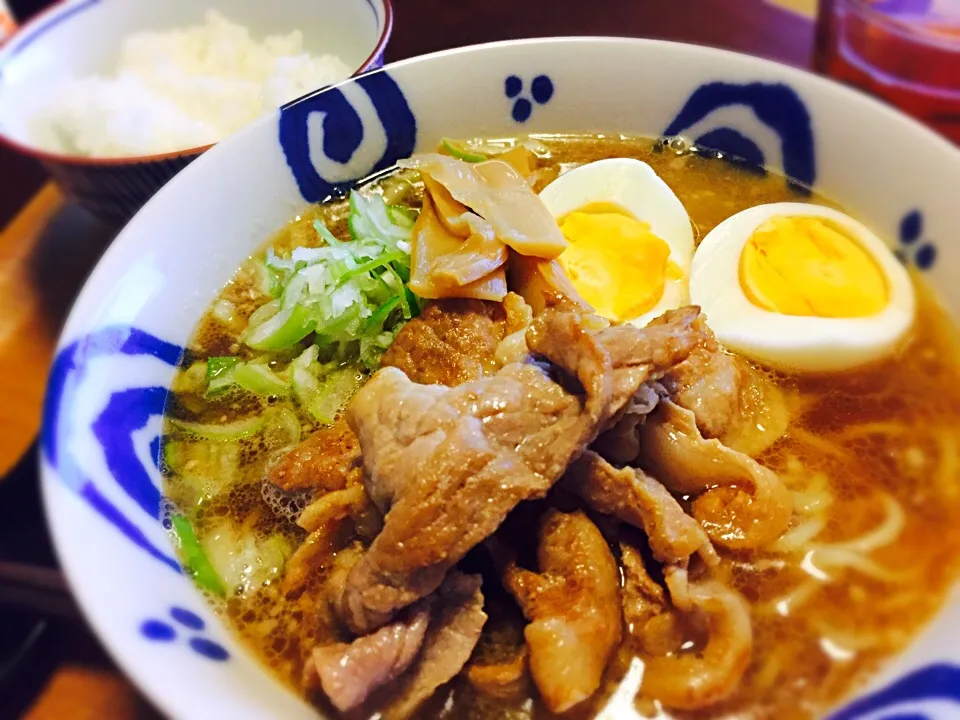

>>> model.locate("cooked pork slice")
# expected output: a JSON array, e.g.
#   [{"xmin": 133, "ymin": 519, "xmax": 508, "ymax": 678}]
[
  {"xmin": 308, "ymin": 605, "xmax": 430, "ymax": 712},
  {"xmin": 380, "ymin": 573, "xmax": 487, "ymax": 719},
  {"xmin": 660, "ymin": 317, "xmax": 743, "ymax": 439},
  {"xmin": 296, "ymin": 485, "xmax": 370, "ymax": 533},
  {"xmin": 638, "ymin": 400, "xmax": 792, "ymax": 550},
  {"xmin": 267, "ymin": 417, "xmax": 362, "ymax": 493},
  {"xmin": 620, "ymin": 542, "xmax": 668, "ymax": 634},
  {"xmin": 340, "ymin": 307, "xmax": 701, "ymax": 634},
  {"xmin": 660, "ymin": 317, "xmax": 790, "ymax": 456},
  {"xmin": 564, "ymin": 450, "xmax": 717, "ymax": 566},
  {"xmin": 641, "ymin": 581, "xmax": 753, "ymax": 710},
  {"xmin": 504, "ymin": 510, "xmax": 622, "ymax": 713},
  {"xmin": 467, "ymin": 646, "xmax": 530, "ymax": 700},
  {"xmin": 380, "ymin": 298, "xmax": 508, "ymax": 385},
  {"xmin": 618, "ymin": 543, "xmax": 753, "ymax": 710}
]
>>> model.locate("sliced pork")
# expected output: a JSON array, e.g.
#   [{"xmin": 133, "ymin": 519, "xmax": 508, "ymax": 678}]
[
  {"xmin": 339, "ymin": 307, "xmax": 701, "ymax": 633},
  {"xmin": 504, "ymin": 510, "xmax": 622, "ymax": 713},
  {"xmin": 379, "ymin": 573, "xmax": 487, "ymax": 719},
  {"xmin": 564, "ymin": 450, "xmax": 717, "ymax": 566},
  {"xmin": 308, "ymin": 605, "xmax": 430, "ymax": 712},
  {"xmin": 266, "ymin": 417, "xmax": 362, "ymax": 493},
  {"xmin": 638, "ymin": 400, "xmax": 792, "ymax": 550}
]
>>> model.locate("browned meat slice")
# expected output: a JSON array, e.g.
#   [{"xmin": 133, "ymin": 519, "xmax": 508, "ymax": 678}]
[
  {"xmin": 592, "ymin": 383, "xmax": 660, "ymax": 464},
  {"xmin": 620, "ymin": 543, "xmax": 668, "ymax": 634},
  {"xmin": 638, "ymin": 400, "xmax": 792, "ymax": 550},
  {"xmin": 619, "ymin": 545, "xmax": 753, "ymax": 709},
  {"xmin": 504, "ymin": 510, "xmax": 622, "ymax": 713},
  {"xmin": 641, "ymin": 581, "xmax": 753, "ymax": 710},
  {"xmin": 308, "ymin": 605, "xmax": 430, "ymax": 712},
  {"xmin": 297, "ymin": 485, "xmax": 369, "ymax": 533},
  {"xmin": 660, "ymin": 317, "xmax": 789, "ymax": 456},
  {"xmin": 339, "ymin": 307, "xmax": 701, "ymax": 634},
  {"xmin": 283, "ymin": 488, "xmax": 374, "ymax": 594},
  {"xmin": 267, "ymin": 417, "xmax": 362, "ymax": 493},
  {"xmin": 660, "ymin": 318, "xmax": 743, "ymax": 439},
  {"xmin": 380, "ymin": 298, "xmax": 507, "ymax": 385},
  {"xmin": 564, "ymin": 451, "xmax": 717, "ymax": 566},
  {"xmin": 379, "ymin": 573, "xmax": 487, "ymax": 719},
  {"xmin": 467, "ymin": 646, "xmax": 529, "ymax": 700}
]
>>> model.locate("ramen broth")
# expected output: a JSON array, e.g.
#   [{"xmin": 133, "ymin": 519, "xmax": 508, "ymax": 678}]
[{"xmin": 162, "ymin": 136, "xmax": 960, "ymax": 719}]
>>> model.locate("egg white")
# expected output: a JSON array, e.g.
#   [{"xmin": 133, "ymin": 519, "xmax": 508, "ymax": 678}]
[
  {"xmin": 689, "ymin": 202, "xmax": 916, "ymax": 373},
  {"xmin": 538, "ymin": 158, "xmax": 695, "ymax": 327}
]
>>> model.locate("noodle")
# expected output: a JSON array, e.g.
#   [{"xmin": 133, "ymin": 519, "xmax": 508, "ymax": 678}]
[
  {"xmin": 772, "ymin": 516, "xmax": 827, "ymax": 554},
  {"xmin": 813, "ymin": 494, "xmax": 904, "ymax": 555},
  {"xmin": 767, "ymin": 579, "xmax": 823, "ymax": 617},
  {"xmin": 805, "ymin": 548, "xmax": 907, "ymax": 583}
]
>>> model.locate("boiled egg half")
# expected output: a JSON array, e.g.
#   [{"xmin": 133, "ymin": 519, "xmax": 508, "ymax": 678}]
[
  {"xmin": 539, "ymin": 158, "xmax": 695, "ymax": 326},
  {"xmin": 690, "ymin": 203, "xmax": 915, "ymax": 372}
]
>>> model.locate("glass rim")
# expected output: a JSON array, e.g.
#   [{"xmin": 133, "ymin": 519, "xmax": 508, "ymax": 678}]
[{"xmin": 841, "ymin": 0, "xmax": 960, "ymax": 50}]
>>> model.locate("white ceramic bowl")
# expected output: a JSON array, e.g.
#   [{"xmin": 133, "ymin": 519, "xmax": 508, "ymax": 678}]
[
  {"xmin": 0, "ymin": 0, "xmax": 391, "ymax": 224},
  {"xmin": 40, "ymin": 38, "xmax": 960, "ymax": 720}
]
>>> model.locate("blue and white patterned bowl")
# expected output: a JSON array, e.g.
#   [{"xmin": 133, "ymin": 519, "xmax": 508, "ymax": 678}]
[
  {"xmin": 0, "ymin": 0, "xmax": 392, "ymax": 226},
  {"xmin": 40, "ymin": 38, "xmax": 960, "ymax": 719}
]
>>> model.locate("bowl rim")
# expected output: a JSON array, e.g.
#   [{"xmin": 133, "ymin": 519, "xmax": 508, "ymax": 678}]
[
  {"xmin": 40, "ymin": 36, "xmax": 960, "ymax": 720},
  {"xmin": 0, "ymin": 0, "xmax": 394, "ymax": 167}
]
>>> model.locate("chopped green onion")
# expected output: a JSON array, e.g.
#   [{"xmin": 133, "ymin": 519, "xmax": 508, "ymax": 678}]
[
  {"xmin": 385, "ymin": 265, "xmax": 412, "ymax": 320},
  {"xmin": 363, "ymin": 296, "xmax": 402, "ymax": 335},
  {"xmin": 441, "ymin": 138, "xmax": 488, "ymax": 163},
  {"xmin": 348, "ymin": 191, "xmax": 411, "ymax": 248},
  {"xmin": 335, "ymin": 251, "xmax": 408, "ymax": 287},
  {"xmin": 244, "ymin": 303, "xmax": 316, "ymax": 351},
  {"xmin": 290, "ymin": 346, "xmax": 364, "ymax": 424},
  {"xmin": 205, "ymin": 357, "xmax": 240, "ymax": 397},
  {"xmin": 169, "ymin": 416, "xmax": 264, "ymax": 441},
  {"xmin": 313, "ymin": 219, "xmax": 342, "ymax": 246},
  {"xmin": 262, "ymin": 407, "xmax": 302, "ymax": 450},
  {"xmin": 404, "ymin": 286, "xmax": 421, "ymax": 318},
  {"xmin": 232, "ymin": 363, "xmax": 289, "ymax": 397},
  {"xmin": 171, "ymin": 515, "xmax": 225, "ymax": 597},
  {"xmin": 387, "ymin": 204, "xmax": 417, "ymax": 229}
]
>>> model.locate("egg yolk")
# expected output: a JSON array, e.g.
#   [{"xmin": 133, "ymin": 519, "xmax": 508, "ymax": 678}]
[
  {"xmin": 556, "ymin": 203, "xmax": 674, "ymax": 322},
  {"xmin": 739, "ymin": 216, "xmax": 889, "ymax": 318}
]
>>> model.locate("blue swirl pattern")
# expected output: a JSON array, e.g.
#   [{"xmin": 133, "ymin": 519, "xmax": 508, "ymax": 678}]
[
  {"xmin": 279, "ymin": 70, "xmax": 417, "ymax": 203},
  {"xmin": 663, "ymin": 81, "xmax": 816, "ymax": 188},
  {"xmin": 42, "ymin": 326, "xmax": 183, "ymax": 571}
]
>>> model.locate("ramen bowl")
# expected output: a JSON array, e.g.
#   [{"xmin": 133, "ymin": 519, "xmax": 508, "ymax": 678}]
[
  {"xmin": 41, "ymin": 38, "xmax": 960, "ymax": 719},
  {"xmin": 0, "ymin": 0, "xmax": 392, "ymax": 226}
]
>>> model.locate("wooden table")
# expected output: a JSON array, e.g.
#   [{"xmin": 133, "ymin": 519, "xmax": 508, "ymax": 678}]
[{"xmin": 0, "ymin": 0, "xmax": 815, "ymax": 715}]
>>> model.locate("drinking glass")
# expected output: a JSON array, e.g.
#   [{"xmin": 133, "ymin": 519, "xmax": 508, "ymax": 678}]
[{"xmin": 815, "ymin": 0, "xmax": 960, "ymax": 144}]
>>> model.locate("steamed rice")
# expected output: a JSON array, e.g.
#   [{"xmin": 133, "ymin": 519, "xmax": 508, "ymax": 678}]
[{"xmin": 31, "ymin": 11, "xmax": 353, "ymax": 158}]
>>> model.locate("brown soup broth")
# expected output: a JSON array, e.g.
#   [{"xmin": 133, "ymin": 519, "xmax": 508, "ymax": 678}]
[{"xmin": 162, "ymin": 136, "xmax": 960, "ymax": 719}]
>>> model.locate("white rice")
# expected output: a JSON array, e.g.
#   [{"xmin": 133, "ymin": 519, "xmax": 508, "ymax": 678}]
[{"xmin": 30, "ymin": 11, "xmax": 353, "ymax": 158}]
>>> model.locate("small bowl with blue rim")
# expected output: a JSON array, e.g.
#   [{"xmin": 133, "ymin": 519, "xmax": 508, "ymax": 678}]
[{"xmin": 0, "ymin": 0, "xmax": 392, "ymax": 226}]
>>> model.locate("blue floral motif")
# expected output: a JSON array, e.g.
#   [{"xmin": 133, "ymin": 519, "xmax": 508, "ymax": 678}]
[
  {"xmin": 829, "ymin": 664, "xmax": 960, "ymax": 720},
  {"xmin": 42, "ymin": 327, "xmax": 184, "ymax": 571},
  {"xmin": 505, "ymin": 74, "xmax": 554, "ymax": 123},
  {"xmin": 278, "ymin": 70, "xmax": 417, "ymax": 203},
  {"xmin": 896, "ymin": 209, "xmax": 937, "ymax": 270},
  {"xmin": 140, "ymin": 607, "xmax": 229, "ymax": 662},
  {"xmin": 662, "ymin": 82, "xmax": 816, "ymax": 189}
]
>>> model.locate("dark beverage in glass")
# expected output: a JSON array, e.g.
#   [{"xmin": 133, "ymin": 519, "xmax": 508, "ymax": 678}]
[{"xmin": 815, "ymin": 0, "xmax": 960, "ymax": 144}]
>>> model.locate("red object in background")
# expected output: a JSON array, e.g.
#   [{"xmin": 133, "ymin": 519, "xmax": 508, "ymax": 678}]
[{"xmin": 815, "ymin": 0, "xmax": 960, "ymax": 144}]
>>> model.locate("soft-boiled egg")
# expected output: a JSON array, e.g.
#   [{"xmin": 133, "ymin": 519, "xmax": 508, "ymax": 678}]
[
  {"xmin": 538, "ymin": 158, "xmax": 694, "ymax": 326},
  {"xmin": 690, "ymin": 203, "xmax": 915, "ymax": 373}
]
